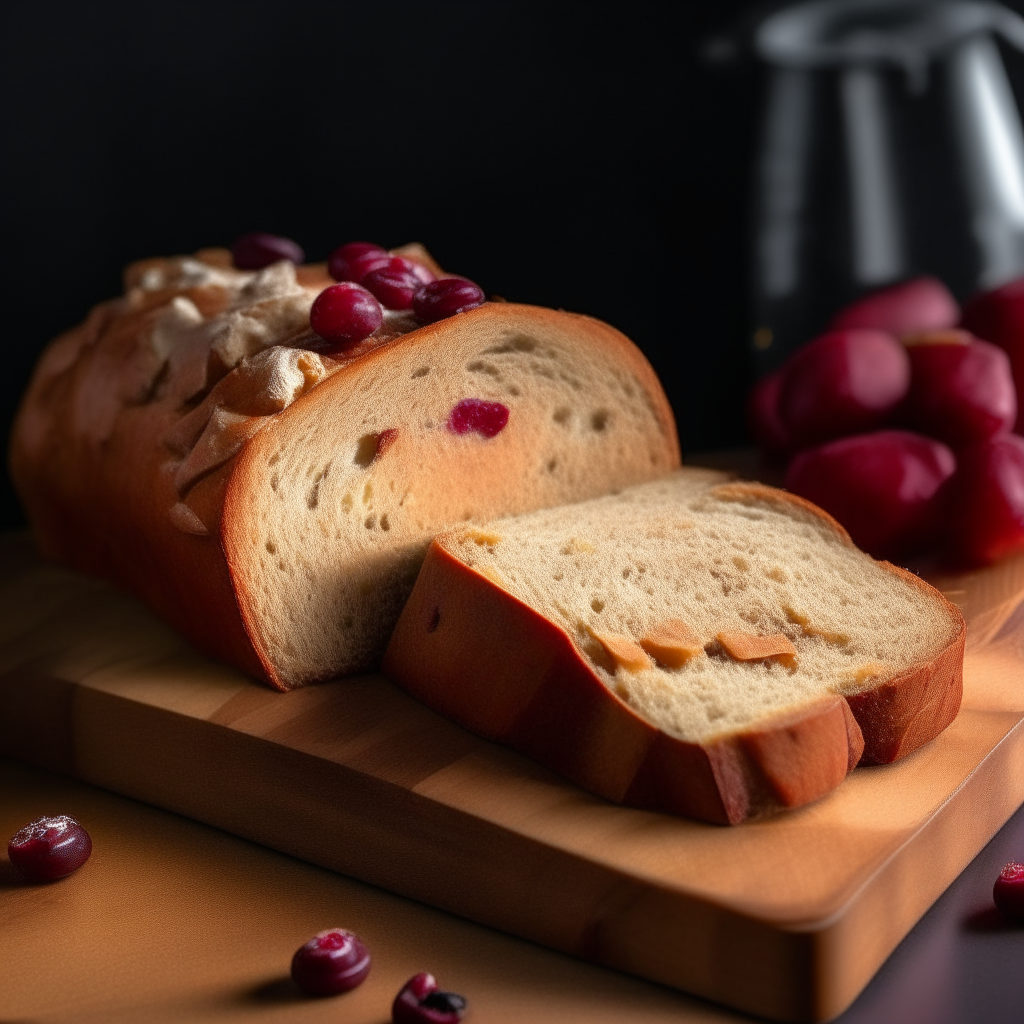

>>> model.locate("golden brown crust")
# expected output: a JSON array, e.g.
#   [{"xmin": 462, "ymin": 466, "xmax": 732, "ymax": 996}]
[{"xmin": 844, "ymin": 562, "xmax": 966, "ymax": 763}]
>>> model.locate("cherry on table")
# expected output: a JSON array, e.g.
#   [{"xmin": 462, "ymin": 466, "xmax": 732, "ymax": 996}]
[
  {"xmin": 310, "ymin": 283, "xmax": 384, "ymax": 350},
  {"xmin": 784, "ymin": 430, "xmax": 956, "ymax": 561},
  {"xmin": 231, "ymin": 232, "xmax": 305, "ymax": 270},
  {"xmin": 778, "ymin": 329, "xmax": 910, "ymax": 446},
  {"xmin": 993, "ymin": 862, "xmax": 1024, "ymax": 920},
  {"xmin": 413, "ymin": 279, "xmax": 485, "ymax": 324},
  {"xmin": 7, "ymin": 815, "xmax": 92, "ymax": 882},
  {"xmin": 290, "ymin": 928, "xmax": 371, "ymax": 996},
  {"xmin": 828, "ymin": 276, "xmax": 960, "ymax": 335},
  {"xmin": 392, "ymin": 972, "xmax": 467, "ymax": 1023}
]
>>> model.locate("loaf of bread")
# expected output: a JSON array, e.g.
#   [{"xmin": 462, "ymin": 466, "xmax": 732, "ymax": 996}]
[
  {"xmin": 10, "ymin": 246, "xmax": 680, "ymax": 689},
  {"xmin": 382, "ymin": 471, "xmax": 966, "ymax": 823}
]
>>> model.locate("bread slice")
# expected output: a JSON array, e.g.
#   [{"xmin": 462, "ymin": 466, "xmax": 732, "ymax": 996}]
[
  {"xmin": 382, "ymin": 471, "xmax": 966, "ymax": 823},
  {"xmin": 10, "ymin": 248, "xmax": 680, "ymax": 689}
]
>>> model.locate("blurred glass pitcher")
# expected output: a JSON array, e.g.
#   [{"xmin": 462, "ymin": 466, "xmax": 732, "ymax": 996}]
[{"xmin": 750, "ymin": 0, "xmax": 1024, "ymax": 374}]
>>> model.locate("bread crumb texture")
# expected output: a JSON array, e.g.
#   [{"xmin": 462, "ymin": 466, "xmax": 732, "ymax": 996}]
[
  {"xmin": 442, "ymin": 474, "xmax": 960, "ymax": 744},
  {"xmin": 230, "ymin": 314, "xmax": 677, "ymax": 683}
]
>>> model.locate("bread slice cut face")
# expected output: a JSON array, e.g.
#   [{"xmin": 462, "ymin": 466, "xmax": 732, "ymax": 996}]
[{"xmin": 383, "ymin": 471, "xmax": 966, "ymax": 824}]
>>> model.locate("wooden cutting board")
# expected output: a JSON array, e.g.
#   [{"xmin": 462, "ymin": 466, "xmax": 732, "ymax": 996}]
[{"xmin": 1, "ymin": 533, "xmax": 1023, "ymax": 1024}]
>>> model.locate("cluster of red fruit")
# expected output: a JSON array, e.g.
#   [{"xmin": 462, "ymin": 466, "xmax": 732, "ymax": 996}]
[
  {"xmin": 231, "ymin": 232, "xmax": 486, "ymax": 352},
  {"xmin": 749, "ymin": 277, "xmax": 1024, "ymax": 567}
]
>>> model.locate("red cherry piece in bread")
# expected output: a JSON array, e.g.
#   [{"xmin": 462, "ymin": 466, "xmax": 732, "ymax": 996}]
[
  {"xmin": 231, "ymin": 232, "xmax": 305, "ymax": 270},
  {"xmin": 993, "ymin": 862, "xmax": 1024, "ymax": 920},
  {"xmin": 829, "ymin": 276, "xmax": 960, "ymax": 335},
  {"xmin": 945, "ymin": 433, "xmax": 1024, "ymax": 566},
  {"xmin": 310, "ymin": 283, "xmax": 384, "ymax": 350},
  {"xmin": 363, "ymin": 257, "xmax": 435, "ymax": 310},
  {"xmin": 328, "ymin": 241, "xmax": 388, "ymax": 282},
  {"xmin": 8, "ymin": 815, "xmax": 92, "ymax": 882},
  {"xmin": 290, "ymin": 928, "xmax": 371, "ymax": 996},
  {"xmin": 778, "ymin": 329, "xmax": 911, "ymax": 446},
  {"xmin": 962, "ymin": 276, "xmax": 1024, "ymax": 432},
  {"xmin": 903, "ymin": 334, "xmax": 1017, "ymax": 444},
  {"xmin": 747, "ymin": 370, "xmax": 792, "ymax": 459},
  {"xmin": 448, "ymin": 399, "xmax": 509, "ymax": 438},
  {"xmin": 392, "ymin": 973, "xmax": 467, "ymax": 1024},
  {"xmin": 784, "ymin": 430, "xmax": 956, "ymax": 560},
  {"xmin": 413, "ymin": 278, "xmax": 485, "ymax": 323}
]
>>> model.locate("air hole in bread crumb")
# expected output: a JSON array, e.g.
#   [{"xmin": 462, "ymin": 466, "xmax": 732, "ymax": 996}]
[
  {"xmin": 380, "ymin": 514, "xmax": 390, "ymax": 531},
  {"xmin": 733, "ymin": 556, "xmax": 749, "ymax": 571},
  {"xmin": 363, "ymin": 483, "xmax": 373, "ymax": 505},
  {"xmin": 364, "ymin": 514, "xmax": 376, "ymax": 529},
  {"xmin": 354, "ymin": 435, "xmax": 379, "ymax": 468},
  {"xmin": 268, "ymin": 452, "xmax": 280, "ymax": 466},
  {"xmin": 265, "ymin": 540, "xmax": 276, "ymax": 554},
  {"xmin": 591, "ymin": 598, "xmax": 605, "ymax": 613},
  {"xmin": 412, "ymin": 366, "xmax": 430, "ymax": 378},
  {"xmin": 553, "ymin": 407, "xmax": 571, "ymax": 425},
  {"xmin": 270, "ymin": 474, "xmax": 280, "ymax": 492},
  {"xmin": 426, "ymin": 607, "xmax": 441, "ymax": 632},
  {"xmin": 508, "ymin": 385, "xmax": 521, "ymax": 396},
  {"xmin": 546, "ymin": 458, "xmax": 558, "ymax": 472}
]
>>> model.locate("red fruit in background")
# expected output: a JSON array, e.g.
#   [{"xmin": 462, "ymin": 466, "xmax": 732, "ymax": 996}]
[
  {"xmin": 8, "ymin": 815, "xmax": 92, "ymax": 882},
  {"xmin": 231, "ymin": 232, "xmax": 305, "ymax": 270},
  {"xmin": 747, "ymin": 371, "xmax": 792, "ymax": 459},
  {"xmin": 903, "ymin": 335, "xmax": 1017, "ymax": 445},
  {"xmin": 944, "ymin": 433, "xmax": 1024, "ymax": 566},
  {"xmin": 309, "ymin": 283, "xmax": 383, "ymax": 349},
  {"xmin": 829, "ymin": 276, "xmax": 959, "ymax": 335},
  {"xmin": 778, "ymin": 330, "xmax": 910, "ymax": 446},
  {"xmin": 961, "ymin": 276, "xmax": 1024, "ymax": 432},
  {"xmin": 785, "ymin": 430, "xmax": 956, "ymax": 560},
  {"xmin": 328, "ymin": 241, "xmax": 388, "ymax": 282},
  {"xmin": 290, "ymin": 928, "xmax": 371, "ymax": 996}
]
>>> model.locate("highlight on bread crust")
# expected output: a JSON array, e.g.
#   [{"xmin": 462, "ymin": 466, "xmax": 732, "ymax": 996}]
[
  {"xmin": 382, "ymin": 471, "xmax": 966, "ymax": 824},
  {"xmin": 10, "ymin": 247, "xmax": 680, "ymax": 689}
]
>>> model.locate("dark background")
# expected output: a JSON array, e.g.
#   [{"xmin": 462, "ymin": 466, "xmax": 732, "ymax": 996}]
[
  {"xmin": 6, "ymin": 1, "xmax": 1024, "ymax": 532},
  {"xmin": 0, "ymin": 0, "xmax": 758, "ymax": 530}
]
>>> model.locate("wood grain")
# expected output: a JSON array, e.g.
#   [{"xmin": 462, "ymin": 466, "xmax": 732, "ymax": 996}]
[{"xmin": 1, "ymin": 534, "xmax": 1023, "ymax": 1023}]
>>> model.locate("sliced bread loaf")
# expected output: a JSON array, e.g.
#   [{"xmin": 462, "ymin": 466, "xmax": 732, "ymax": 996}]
[
  {"xmin": 10, "ymin": 248, "xmax": 679, "ymax": 689},
  {"xmin": 382, "ymin": 470, "xmax": 966, "ymax": 823}
]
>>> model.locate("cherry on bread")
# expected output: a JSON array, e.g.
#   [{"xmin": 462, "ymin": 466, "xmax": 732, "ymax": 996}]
[
  {"xmin": 309, "ymin": 282, "xmax": 384, "ymax": 349},
  {"xmin": 231, "ymin": 232, "xmax": 305, "ymax": 270}
]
